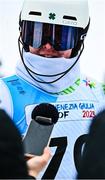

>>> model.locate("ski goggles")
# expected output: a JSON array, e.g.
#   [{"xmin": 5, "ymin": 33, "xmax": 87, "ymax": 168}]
[{"xmin": 21, "ymin": 21, "xmax": 81, "ymax": 51}]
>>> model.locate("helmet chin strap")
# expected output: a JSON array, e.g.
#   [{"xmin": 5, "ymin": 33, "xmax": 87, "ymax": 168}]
[{"xmin": 18, "ymin": 36, "xmax": 84, "ymax": 84}]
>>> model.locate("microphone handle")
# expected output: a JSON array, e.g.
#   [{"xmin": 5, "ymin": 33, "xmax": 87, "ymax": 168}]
[{"xmin": 23, "ymin": 119, "xmax": 54, "ymax": 155}]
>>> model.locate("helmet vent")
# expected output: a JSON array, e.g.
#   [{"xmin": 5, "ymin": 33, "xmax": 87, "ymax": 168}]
[
  {"xmin": 29, "ymin": 11, "xmax": 42, "ymax": 16},
  {"xmin": 63, "ymin": 15, "xmax": 77, "ymax": 21}
]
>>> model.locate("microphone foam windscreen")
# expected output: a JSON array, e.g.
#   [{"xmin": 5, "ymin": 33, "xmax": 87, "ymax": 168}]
[{"xmin": 31, "ymin": 103, "xmax": 59, "ymax": 124}]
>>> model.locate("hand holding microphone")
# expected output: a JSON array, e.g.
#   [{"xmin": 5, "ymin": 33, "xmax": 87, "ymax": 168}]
[{"xmin": 23, "ymin": 103, "xmax": 59, "ymax": 156}]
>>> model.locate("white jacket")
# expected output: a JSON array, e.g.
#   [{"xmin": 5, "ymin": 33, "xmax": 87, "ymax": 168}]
[{"xmin": 0, "ymin": 73, "xmax": 105, "ymax": 179}]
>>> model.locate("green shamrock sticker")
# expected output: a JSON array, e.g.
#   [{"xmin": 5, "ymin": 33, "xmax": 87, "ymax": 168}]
[{"xmin": 49, "ymin": 13, "xmax": 56, "ymax": 20}]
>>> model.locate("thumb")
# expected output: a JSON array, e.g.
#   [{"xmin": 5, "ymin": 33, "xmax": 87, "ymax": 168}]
[{"xmin": 41, "ymin": 146, "xmax": 52, "ymax": 162}]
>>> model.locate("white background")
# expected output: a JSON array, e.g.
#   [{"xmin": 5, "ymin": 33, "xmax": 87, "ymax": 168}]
[{"xmin": 0, "ymin": 0, "xmax": 105, "ymax": 82}]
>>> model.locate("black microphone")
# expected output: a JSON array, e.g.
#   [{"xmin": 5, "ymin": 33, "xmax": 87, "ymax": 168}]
[{"xmin": 23, "ymin": 103, "xmax": 59, "ymax": 155}]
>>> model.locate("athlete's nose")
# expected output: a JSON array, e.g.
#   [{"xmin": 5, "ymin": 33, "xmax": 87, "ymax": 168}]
[{"xmin": 43, "ymin": 43, "xmax": 53, "ymax": 50}]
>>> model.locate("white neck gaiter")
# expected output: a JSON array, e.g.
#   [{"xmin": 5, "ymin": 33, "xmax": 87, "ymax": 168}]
[{"xmin": 16, "ymin": 52, "xmax": 80, "ymax": 94}]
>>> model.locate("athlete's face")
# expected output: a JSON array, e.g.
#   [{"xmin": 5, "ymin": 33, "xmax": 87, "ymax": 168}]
[{"xmin": 29, "ymin": 43, "xmax": 72, "ymax": 59}]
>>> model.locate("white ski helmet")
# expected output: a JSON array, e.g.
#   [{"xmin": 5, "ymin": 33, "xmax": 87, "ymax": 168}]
[{"xmin": 19, "ymin": 0, "xmax": 90, "ymax": 57}]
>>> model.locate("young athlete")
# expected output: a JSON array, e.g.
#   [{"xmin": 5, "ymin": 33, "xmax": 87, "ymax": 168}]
[{"xmin": 0, "ymin": 0, "xmax": 105, "ymax": 179}]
